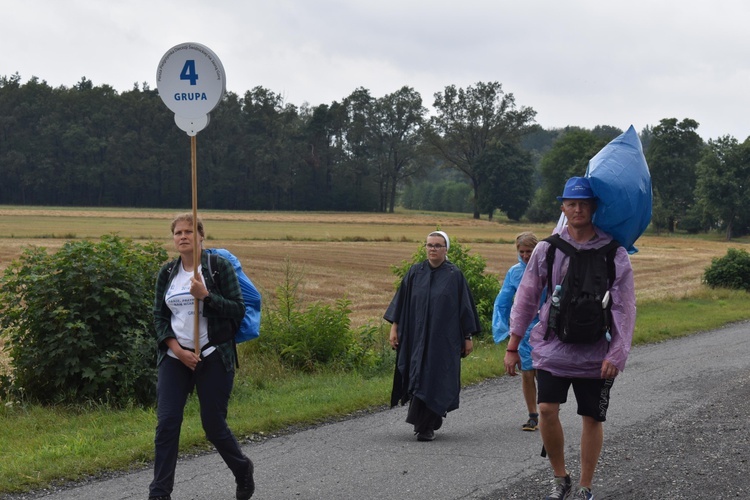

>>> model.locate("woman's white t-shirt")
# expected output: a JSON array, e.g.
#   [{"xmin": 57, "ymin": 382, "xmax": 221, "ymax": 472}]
[{"xmin": 165, "ymin": 264, "xmax": 214, "ymax": 358}]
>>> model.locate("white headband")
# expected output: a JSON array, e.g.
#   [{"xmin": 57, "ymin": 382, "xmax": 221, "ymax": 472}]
[{"xmin": 429, "ymin": 231, "xmax": 450, "ymax": 251}]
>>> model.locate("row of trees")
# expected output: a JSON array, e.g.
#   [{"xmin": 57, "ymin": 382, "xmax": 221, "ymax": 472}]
[
  {"xmin": 647, "ymin": 119, "xmax": 750, "ymax": 239},
  {"xmin": 519, "ymin": 118, "xmax": 750, "ymax": 239},
  {"xmin": 0, "ymin": 75, "xmax": 535, "ymax": 216},
  {"xmin": 1, "ymin": 74, "xmax": 749, "ymax": 237}
]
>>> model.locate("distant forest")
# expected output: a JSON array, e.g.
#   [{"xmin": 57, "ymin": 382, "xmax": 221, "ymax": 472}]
[{"xmin": 2, "ymin": 74, "xmax": 748, "ymax": 236}]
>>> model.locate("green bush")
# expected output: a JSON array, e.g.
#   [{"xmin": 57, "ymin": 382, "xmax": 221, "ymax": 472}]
[
  {"xmin": 258, "ymin": 259, "xmax": 383, "ymax": 372},
  {"xmin": 390, "ymin": 236, "xmax": 500, "ymax": 336},
  {"xmin": 703, "ymin": 248, "xmax": 750, "ymax": 291},
  {"xmin": 0, "ymin": 235, "xmax": 167, "ymax": 406}
]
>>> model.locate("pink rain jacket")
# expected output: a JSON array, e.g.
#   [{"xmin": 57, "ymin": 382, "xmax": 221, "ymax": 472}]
[{"xmin": 509, "ymin": 226, "xmax": 636, "ymax": 378}]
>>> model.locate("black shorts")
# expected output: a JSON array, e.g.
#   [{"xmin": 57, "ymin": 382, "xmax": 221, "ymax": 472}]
[{"xmin": 536, "ymin": 369, "xmax": 615, "ymax": 422}]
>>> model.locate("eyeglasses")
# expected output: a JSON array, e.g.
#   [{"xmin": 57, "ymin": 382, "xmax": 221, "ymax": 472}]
[{"xmin": 425, "ymin": 244, "xmax": 446, "ymax": 250}]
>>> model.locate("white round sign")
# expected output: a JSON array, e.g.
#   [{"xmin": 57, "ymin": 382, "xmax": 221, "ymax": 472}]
[
  {"xmin": 174, "ymin": 114, "xmax": 210, "ymax": 136},
  {"xmin": 156, "ymin": 42, "xmax": 226, "ymax": 120}
]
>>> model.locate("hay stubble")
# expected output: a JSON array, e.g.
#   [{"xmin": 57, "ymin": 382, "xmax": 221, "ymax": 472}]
[{"xmin": 0, "ymin": 209, "xmax": 740, "ymax": 329}]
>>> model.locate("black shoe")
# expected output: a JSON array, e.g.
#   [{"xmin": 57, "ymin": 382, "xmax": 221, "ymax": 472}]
[
  {"xmin": 417, "ymin": 429, "xmax": 435, "ymax": 441},
  {"xmin": 236, "ymin": 460, "xmax": 255, "ymax": 500},
  {"xmin": 149, "ymin": 496, "xmax": 171, "ymax": 500},
  {"xmin": 522, "ymin": 416, "xmax": 538, "ymax": 431},
  {"xmin": 433, "ymin": 417, "xmax": 443, "ymax": 431}
]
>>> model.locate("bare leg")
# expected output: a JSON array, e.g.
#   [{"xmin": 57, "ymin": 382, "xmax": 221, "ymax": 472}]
[
  {"xmin": 579, "ymin": 416, "xmax": 603, "ymax": 488},
  {"xmin": 539, "ymin": 402, "xmax": 566, "ymax": 476},
  {"xmin": 521, "ymin": 369, "xmax": 537, "ymax": 415}
]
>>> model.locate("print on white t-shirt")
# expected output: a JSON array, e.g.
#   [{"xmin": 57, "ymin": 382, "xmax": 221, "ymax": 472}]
[{"xmin": 165, "ymin": 264, "xmax": 211, "ymax": 358}]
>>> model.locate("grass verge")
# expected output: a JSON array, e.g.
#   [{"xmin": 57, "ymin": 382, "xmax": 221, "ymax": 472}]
[{"xmin": 0, "ymin": 288, "xmax": 748, "ymax": 494}]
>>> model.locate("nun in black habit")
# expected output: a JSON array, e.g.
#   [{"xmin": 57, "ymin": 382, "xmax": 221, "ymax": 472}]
[{"xmin": 385, "ymin": 231, "xmax": 481, "ymax": 441}]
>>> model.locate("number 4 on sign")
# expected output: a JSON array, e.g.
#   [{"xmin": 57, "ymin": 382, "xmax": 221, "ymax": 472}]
[
  {"xmin": 180, "ymin": 60, "xmax": 198, "ymax": 85},
  {"xmin": 156, "ymin": 42, "xmax": 225, "ymax": 128}
]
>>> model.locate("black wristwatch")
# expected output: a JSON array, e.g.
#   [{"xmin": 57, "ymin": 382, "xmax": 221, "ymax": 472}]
[
  {"xmin": 203, "ymin": 293, "xmax": 212, "ymax": 305},
  {"xmin": 464, "ymin": 335, "xmax": 472, "ymax": 341}
]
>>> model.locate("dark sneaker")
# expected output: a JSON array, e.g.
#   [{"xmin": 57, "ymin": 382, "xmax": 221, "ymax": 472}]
[
  {"xmin": 433, "ymin": 417, "xmax": 443, "ymax": 431},
  {"xmin": 522, "ymin": 416, "xmax": 538, "ymax": 431},
  {"xmin": 416, "ymin": 429, "xmax": 435, "ymax": 441},
  {"xmin": 236, "ymin": 460, "xmax": 255, "ymax": 500},
  {"xmin": 149, "ymin": 496, "xmax": 171, "ymax": 500},
  {"xmin": 545, "ymin": 474, "xmax": 572, "ymax": 499},
  {"xmin": 573, "ymin": 486, "xmax": 594, "ymax": 499}
]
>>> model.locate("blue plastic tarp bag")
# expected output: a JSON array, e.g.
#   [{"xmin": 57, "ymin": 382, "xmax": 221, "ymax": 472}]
[
  {"xmin": 553, "ymin": 126, "xmax": 651, "ymax": 252},
  {"xmin": 585, "ymin": 125, "xmax": 652, "ymax": 254},
  {"xmin": 205, "ymin": 248, "xmax": 261, "ymax": 342}
]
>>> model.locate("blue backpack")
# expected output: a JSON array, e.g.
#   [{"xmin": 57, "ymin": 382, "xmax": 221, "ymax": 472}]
[{"xmin": 205, "ymin": 248, "xmax": 261, "ymax": 343}]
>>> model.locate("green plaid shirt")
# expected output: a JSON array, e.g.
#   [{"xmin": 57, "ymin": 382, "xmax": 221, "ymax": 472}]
[{"xmin": 153, "ymin": 251, "xmax": 245, "ymax": 371}]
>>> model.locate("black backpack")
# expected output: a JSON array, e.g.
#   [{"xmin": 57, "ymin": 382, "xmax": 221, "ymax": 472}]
[{"xmin": 543, "ymin": 234, "xmax": 620, "ymax": 344}]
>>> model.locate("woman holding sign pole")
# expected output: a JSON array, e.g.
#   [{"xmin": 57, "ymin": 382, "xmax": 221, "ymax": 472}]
[{"xmin": 149, "ymin": 213, "xmax": 255, "ymax": 500}]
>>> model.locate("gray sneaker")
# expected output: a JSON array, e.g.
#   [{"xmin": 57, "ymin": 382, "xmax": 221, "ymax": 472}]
[
  {"xmin": 572, "ymin": 486, "xmax": 594, "ymax": 499},
  {"xmin": 544, "ymin": 474, "xmax": 572, "ymax": 499}
]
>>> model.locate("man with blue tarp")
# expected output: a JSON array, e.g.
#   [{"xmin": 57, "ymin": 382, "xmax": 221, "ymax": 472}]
[{"xmin": 505, "ymin": 177, "xmax": 637, "ymax": 500}]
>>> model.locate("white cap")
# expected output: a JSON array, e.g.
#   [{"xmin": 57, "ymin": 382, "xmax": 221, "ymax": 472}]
[{"xmin": 429, "ymin": 231, "xmax": 450, "ymax": 251}]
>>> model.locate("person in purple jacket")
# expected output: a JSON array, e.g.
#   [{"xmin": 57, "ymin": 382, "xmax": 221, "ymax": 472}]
[{"xmin": 504, "ymin": 177, "xmax": 636, "ymax": 500}]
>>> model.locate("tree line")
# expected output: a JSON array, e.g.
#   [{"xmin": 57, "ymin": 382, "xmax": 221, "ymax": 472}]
[{"xmin": 1, "ymin": 74, "xmax": 749, "ymax": 237}]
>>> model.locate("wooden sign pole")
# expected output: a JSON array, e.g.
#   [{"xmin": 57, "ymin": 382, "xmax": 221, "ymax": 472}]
[
  {"xmin": 191, "ymin": 135, "xmax": 200, "ymax": 356},
  {"xmin": 157, "ymin": 42, "xmax": 226, "ymax": 358}
]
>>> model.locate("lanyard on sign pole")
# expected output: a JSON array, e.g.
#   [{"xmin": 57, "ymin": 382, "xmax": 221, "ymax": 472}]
[{"xmin": 156, "ymin": 42, "xmax": 227, "ymax": 356}]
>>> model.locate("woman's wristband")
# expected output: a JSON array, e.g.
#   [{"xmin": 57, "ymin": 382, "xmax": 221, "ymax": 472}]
[{"xmin": 506, "ymin": 348, "xmax": 518, "ymax": 353}]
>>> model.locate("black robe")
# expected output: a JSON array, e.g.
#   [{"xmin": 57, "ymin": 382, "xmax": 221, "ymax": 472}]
[{"xmin": 385, "ymin": 260, "xmax": 481, "ymax": 417}]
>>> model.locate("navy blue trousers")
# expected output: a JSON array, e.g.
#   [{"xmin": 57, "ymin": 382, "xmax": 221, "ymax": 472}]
[{"xmin": 149, "ymin": 352, "xmax": 250, "ymax": 497}]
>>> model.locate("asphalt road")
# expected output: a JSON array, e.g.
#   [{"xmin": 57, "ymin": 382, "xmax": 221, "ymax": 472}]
[{"xmin": 5, "ymin": 321, "xmax": 750, "ymax": 499}]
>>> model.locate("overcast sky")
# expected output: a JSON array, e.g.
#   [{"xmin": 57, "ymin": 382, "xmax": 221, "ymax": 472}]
[{"xmin": 3, "ymin": 0, "xmax": 748, "ymax": 141}]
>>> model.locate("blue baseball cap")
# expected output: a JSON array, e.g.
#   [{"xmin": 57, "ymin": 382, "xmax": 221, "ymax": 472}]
[{"xmin": 557, "ymin": 176, "xmax": 595, "ymax": 201}]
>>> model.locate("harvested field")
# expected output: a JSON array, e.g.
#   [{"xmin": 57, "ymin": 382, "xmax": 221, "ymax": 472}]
[{"xmin": 0, "ymin": 208, "xmax": 746, "ymax": 329}]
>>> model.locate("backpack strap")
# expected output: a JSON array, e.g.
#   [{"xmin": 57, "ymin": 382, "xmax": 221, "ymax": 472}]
[
  {"xmin": 599, "ymin": 240, "xmax": 620, "ymax": 347},
  {"xmin": 164, "ymin": 258, "xmax": 181, "ymax": 288},
  {"xmin": 543, "ymin": 235, "xmax": 575, "ymax": 341},
  {"xmin": 204, "ymin": 251, "xmax": 239, "ymax": 368},
  {"xmin": 206, "ymin": 252, "xmax": 220, "ymax": 288},
  {"xmin": 599, "ymin": 240, "xmax": 621, "ymax": 287},
  {"xmin": 543, "ymin": 234, "xmax": 576, "ymax": 294}
]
